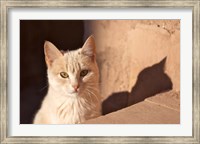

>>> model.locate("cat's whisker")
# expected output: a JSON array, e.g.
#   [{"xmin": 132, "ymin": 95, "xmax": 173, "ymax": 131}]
[
  {"xmin": 87, "ymin": 82, "xmax": 102, "ymax": 86},
  {"xmin": 86, "ymin": 86, "xmax": 99, "ymax": 93},
  {"xmin": 39, "ymin": 85, "xmax": 48, "ymax": 92},
  {"xmin": 87, "ymin": 91, "xmax": 96, "ymax": 107},
  {"xmin": 85, "ymin": 86, "xmax": 97, "ymax": 92},
  {"xmin": 82, "ymin": 92, "xmax": 94, "ymax": 108},
  {"xmin": 85, "ymin": 89, "xmax": 100, "ymax": 103},
  {"xmin": 86, "ymin": 89, "xmax": 100, "ymax": 99},
  {"xmin": 84, "ymin": 89, "xmax": 93, "ymax": 100}
]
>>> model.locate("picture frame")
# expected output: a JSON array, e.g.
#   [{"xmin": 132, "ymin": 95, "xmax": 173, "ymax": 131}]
[{"xmin": 0, "ymin": 0, "xmax": 199, "ymax": 143}]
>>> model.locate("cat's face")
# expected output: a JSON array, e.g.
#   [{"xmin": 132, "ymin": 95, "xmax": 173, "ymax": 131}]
[{"xmin": 44, "ymin": 36, "xmax": 99, "ymax": 97}]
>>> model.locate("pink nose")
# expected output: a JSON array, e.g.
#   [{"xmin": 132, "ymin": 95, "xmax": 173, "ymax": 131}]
[{"xmin": 72, "ymin": 84, "xmax": 79, "ymax": 91}]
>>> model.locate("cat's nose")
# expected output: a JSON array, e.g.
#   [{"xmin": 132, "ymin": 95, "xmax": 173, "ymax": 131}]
[{"xmin": 72, "ymin": 84, "xmax": 79, "ymax": 91}]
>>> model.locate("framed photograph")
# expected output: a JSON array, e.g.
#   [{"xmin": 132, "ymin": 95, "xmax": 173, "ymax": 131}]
[{"xmin": 1, "ymin": 0, "xmax": 199, "ymax": 143}]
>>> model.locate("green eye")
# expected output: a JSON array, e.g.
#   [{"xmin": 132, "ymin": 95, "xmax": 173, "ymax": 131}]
[
  {"xmin": 60, "ymin": 72, "xmax": 69, "ymax": 78},
  {"xmin": 80, "ymin": 70, "xmax": 88, "ymax": 77}
]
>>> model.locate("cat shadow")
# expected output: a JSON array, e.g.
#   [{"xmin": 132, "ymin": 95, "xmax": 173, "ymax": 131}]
[{"xmin": 102, "ymin": 57, "xmax": 173, "ymax": 115}]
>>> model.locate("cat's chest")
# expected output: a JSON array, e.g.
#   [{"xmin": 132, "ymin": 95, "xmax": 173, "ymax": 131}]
[{"xmin": 52, "ymin": 98, "xmax": 90, "ymax": 124}]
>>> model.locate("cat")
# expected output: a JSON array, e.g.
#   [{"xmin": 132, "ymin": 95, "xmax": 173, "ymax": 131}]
[{"xmin": 33, "ymin": 36, "xmax": 102, "ymax": 124}]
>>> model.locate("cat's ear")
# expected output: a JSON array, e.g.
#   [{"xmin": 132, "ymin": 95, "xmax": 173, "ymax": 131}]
[
  {"xmin": 81, "ymin": 35, "xmax": 96, "ymax": 60},
  {"xmin": 44, "ymin": 41, "xmax": 63, "ymax": 67}
]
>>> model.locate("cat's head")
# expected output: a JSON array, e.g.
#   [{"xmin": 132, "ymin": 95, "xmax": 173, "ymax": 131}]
[{"xmin": 44, "ymin": 36, "xmax": 99, "ymax": 98}]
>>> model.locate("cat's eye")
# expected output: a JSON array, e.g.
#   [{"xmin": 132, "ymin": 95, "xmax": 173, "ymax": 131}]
[
  {"xmin": 60, "ymin": 72, "xmax": 69, "ymax": 78},
  {"xmin": 80, "ymin": 70, "xmax": 88, "ymax": 77}
]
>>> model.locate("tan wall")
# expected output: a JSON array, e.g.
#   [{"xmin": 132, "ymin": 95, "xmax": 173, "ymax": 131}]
[{"xmin": 85, "ymin": 20, "xmax": 180, "ymax": 106}]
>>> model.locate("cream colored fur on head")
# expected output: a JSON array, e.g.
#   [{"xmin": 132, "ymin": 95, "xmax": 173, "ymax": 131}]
[{"xmin": 33, "ymin": 36, "xmax": 102, "ymax": 124}]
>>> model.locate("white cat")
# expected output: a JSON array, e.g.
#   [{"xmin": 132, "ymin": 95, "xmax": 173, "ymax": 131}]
[{"xmin": 33, "ymin": 36, "xmax": 102, "ymax": 124}]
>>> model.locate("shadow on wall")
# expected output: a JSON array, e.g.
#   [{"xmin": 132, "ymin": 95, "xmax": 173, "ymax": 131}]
[{"xmin": 102, "ymin": 57, "xmax": 173, "ymax": 115}]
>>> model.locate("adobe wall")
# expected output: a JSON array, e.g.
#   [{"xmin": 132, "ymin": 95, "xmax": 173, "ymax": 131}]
[{"xmin": 84, "ymin": 20, "xmax": 180, "ymax": 113}]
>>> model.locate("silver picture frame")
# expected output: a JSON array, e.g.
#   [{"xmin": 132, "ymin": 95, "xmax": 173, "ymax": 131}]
[{"xmin": 0, "ymin": 0, "xmax": 199, "ymax": 143}]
